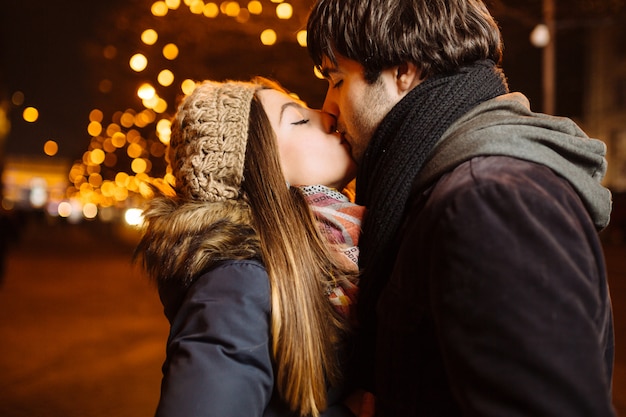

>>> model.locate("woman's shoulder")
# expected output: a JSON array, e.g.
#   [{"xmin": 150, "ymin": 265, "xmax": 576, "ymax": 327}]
[
  {"xmin": 193, "ymin": 257, "xmax": 267, "ymax": 283},
  {"xmin": 160, "ymin": 258, "xmax": 268, "ymax": 323},
  {"xmin": 207, "ymin": 258, "xmax": 266, "ymax": 274},
  {"xmin": 188, "ymin": 259, "xmax": 270, "ymax": 303}
]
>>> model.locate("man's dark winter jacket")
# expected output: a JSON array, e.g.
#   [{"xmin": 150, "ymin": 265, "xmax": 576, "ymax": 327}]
[{"xmin": 371, "ymin": 93, "xmax": 616, "ymax": 416}]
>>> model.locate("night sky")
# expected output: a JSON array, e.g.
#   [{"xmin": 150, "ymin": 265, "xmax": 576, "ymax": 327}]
[{"xmin": 0, "ymin": 1, "xmax": 129, "ymax": 160}]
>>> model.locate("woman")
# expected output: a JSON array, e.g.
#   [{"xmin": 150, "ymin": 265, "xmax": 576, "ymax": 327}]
[{"xmin": 135, "ymin": 78, "xmax": 364, "ymax": 417}]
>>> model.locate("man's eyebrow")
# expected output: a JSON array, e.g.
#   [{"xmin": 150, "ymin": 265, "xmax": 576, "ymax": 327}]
[{"xmin": 279, "ymin": 101, "xmax": 305, "ymax": 123}]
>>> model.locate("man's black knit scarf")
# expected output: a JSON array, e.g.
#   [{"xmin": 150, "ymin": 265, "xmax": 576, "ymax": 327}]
[{"xmin": 355, "ymin": 60, "xmax": 508, "ymax": 315}]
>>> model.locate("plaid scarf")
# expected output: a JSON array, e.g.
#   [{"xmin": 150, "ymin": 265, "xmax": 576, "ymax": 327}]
[{"xmin": 300, "ymin": 185, "xmax": 365, "ymax": 320}]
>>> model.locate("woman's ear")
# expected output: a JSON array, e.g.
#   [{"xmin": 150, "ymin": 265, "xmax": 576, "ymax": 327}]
[{"xmin": 395, "ymin": 62, "xmax": 422, "ymax": 93}]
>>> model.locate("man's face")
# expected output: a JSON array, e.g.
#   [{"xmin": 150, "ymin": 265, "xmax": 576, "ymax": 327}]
[{"xmin": 319, "ymin": 54, "xmax": 399, "ymax": 164}]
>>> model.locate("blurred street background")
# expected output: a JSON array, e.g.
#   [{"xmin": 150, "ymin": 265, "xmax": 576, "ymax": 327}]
[
  {"xmin": 0, "ymin": 211, "xmax": 624, "ymax": 417},
  {"xmin": 1, "ymin": 0, "xmax": 626, "ymax": 415},
  {"xmin": 0, "ymin": 217, "xmax": 167, "ymax": 417}
]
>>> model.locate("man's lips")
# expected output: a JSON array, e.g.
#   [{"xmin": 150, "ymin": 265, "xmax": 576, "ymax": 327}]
[
  {"xmin": 339, "ymin": 132, "xmax": 354, "ymax": 155},
  {"xmin": 339, "ymin": 132, "xmax": 350, "ymax": 145}
]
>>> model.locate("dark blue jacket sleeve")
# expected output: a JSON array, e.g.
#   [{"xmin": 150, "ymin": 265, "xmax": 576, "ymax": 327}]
[{"xmin": 155, "ymin": 260, "xmax": 274, "ymax": 417}]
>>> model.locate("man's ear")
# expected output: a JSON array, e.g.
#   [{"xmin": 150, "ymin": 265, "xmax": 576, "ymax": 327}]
[{"xmin": 395, "ymin": 62, "xmax": 422, "ymax": 93}]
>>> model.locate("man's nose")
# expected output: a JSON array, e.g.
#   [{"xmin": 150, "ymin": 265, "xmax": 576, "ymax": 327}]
[
  {"xmin": 319, "ymin": 111, "xmax": 338, "ymax": 133},
  {"xmin": 322, "ymin": 89, "xmax": 339, "ymax": 119}
]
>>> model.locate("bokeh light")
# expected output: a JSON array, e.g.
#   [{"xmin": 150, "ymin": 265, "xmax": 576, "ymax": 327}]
[
  {"xmin": 189, "ymin": 0, "xmax": 204, "ymax": 14},
  {"xmin": 203, "ymin": 3, "xmax": 219, "ymax": 17},
  {"xmin": 156, "ymin": 119, "xmax": 172, "ymax": 144},
  {"xmin": 23, "ymin": 107, "xmax": 39, "ymax": 122},
  {"xmin": 141, "ymin": 29, "xmax": 159, "ymax": 45},
  {"xmin": 129, "ymin": 53, "xmax": 148, "ymax": 72},
  {"xmin": 260, "ymin": 29, "xmax": 277, "ymax": 45},
  {"xmin": 165, "ymin": 0, "xmax": 181, "ymax": 9},
  {"xmin": 57, "ymin": 201, "xmax": 73, "ymax": 218},
  {"xmin": 131, "ymin": 158, "xmax": 148, "ymax": 174},
  {"xmin": 158, "ymin": 69, "xmax": 175, "ymax": 86},
  {"xmin": 296, "ymin": 30, "xmax": 307, "ymax": 47},
  {"xmin": 137, "ymin": 83, "xmax": 156, "ymax": 100},
  {"xmin": 530, "ymin": 24, "xmax": 550, "ymax": 48},
  {"xmin": 11, "ymin": 91, "xmax": 24, "ymax": 106},
  {"xmin": 87, "ymin": 121, "xmax": 103, "ymax": 137},
  {"xmin": 111, "ymin": 132, "xmax": 126, "ymax": 148},
  {"xmin": 127, "ymin": 143, "xmax": 143, "ymax": 159},
  {"xmin": 248, "ymin": 1, "xmax": 262, "ymax": 14},
  {"xmin": 151, "ymin": 1, "xmax": 169, "ymax": 16},
  {"xmin": 90, "ymin": 149, "xmax": 106, "ymax": 165},
  {"xmin": 89, "ymin": 109, "xmax": 104, "ymax": 123},
  {"xmin": 224, "ymin": 1, "xmax": 240, "ymax": 16},
  {"xmin": 83, "ymin": 202, "xmax": 98, "ymax": 219},
  {"xmin": 276, "ymin": 3, "xmax": 292, "ymax": 19},
  {"xmin": 314, "ymin": 65, "xmax": 324, "ymax": 79},
  {"xmin": 44, "ymin": 140, "xmax": 59, "ymax": 156},
  {"xmin": 181, "ymin": 79, "xmax": 197, "ymax": 95},
  {"xmin": 162, "ymin": 43, "xmax": 179, "ymax": 60},
  {"xmin": 124, "ymin": 208, "xmax": 144, "ymax": 227}
]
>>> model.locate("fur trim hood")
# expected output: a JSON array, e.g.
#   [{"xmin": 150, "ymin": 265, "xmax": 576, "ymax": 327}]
[{"xmin": 136, "ymin": 195, "xmax": 262, "ymax": 287}]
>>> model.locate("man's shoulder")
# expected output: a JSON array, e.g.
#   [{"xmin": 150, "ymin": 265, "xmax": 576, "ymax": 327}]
[
  {"xmin": 407, "ymin": 155, "xmax": 577, "ymax": 221},
  {"xmin": 431, "ymin": 155, "xmax": 566, "ymax": 195}
]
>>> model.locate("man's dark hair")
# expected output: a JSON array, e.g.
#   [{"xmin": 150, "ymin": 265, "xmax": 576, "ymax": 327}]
[{"xmin": 307, "ymin": 0, "xmax": 504, "ymax": 83}]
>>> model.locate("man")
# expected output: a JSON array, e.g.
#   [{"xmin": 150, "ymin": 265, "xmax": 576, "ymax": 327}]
[{"xmin": 307, "ymin": 0, "xmax": 616, "ymax": 416}]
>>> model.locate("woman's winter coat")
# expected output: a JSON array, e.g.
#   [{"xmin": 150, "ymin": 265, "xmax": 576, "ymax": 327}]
[{"xmin": 139, "ymin": 197, "xmax": 351, "ymax": 417}]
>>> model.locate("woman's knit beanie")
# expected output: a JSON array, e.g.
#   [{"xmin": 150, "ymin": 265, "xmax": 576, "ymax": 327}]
[{"xmin": 168, "ymin": 80, "xmax": 261, "ymax": 202}]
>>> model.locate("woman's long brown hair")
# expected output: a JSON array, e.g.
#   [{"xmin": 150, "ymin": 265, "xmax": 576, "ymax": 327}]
[{"xmin": 242, "ymin": 92, "xmax": 351, "ymax": 417}]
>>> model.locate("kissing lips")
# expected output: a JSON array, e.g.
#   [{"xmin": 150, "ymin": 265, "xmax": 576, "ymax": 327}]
[{"xmin": 339, "ymin": 132, "xmax": 353, "ymax": 153}]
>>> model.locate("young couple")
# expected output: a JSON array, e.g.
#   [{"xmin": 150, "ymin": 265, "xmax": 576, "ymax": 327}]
[{"xmin": 135, "ymin": 0, "xmax": 616, "ymax": 416}]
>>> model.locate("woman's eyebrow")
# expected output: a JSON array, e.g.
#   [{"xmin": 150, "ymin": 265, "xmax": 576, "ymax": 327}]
[{"xmin": 279, "ymin": 101, "xmax": 305, "ymax": 123}]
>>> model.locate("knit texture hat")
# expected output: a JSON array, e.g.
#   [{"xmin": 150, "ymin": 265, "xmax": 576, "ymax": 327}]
[{"xmin": 168, "ymin": 80, "xmax": 260, "ymax": 202}]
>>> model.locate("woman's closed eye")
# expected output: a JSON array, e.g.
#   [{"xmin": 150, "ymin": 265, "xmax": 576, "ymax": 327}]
[{"xmin": 291, "ymin": 119, "xmax": 310, "ymax": 126}]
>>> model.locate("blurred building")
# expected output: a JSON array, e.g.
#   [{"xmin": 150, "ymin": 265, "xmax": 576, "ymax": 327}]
[
  {"xmin": 1, "ymin": 155, "xmax": 70, "ymax": 212},
  {"xmin": 585, "ymin": 22, "xmax": 626, "ymax": 191}
]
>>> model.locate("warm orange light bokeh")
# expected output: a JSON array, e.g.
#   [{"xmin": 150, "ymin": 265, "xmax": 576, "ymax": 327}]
[
  {"xmin": 43, "ymin": 140, "xmax": 59, "ymax": 156},
  {"xmin": 23, "ymin": 107, "xmax": 39, "ymax": 123}
]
